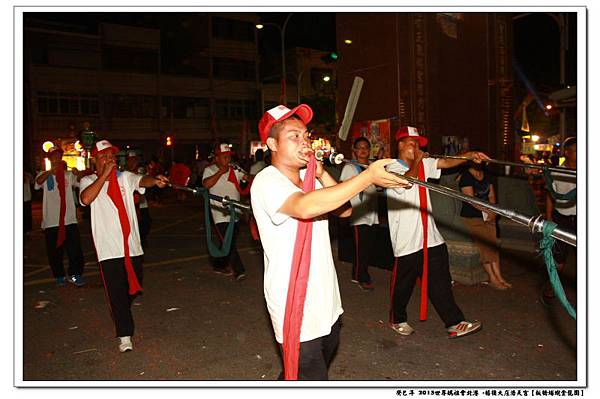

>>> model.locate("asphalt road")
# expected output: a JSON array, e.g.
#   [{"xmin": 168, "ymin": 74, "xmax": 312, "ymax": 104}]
[{"xmin": 20, "ymin": 193, "xmax": 578, "ymax": 384}]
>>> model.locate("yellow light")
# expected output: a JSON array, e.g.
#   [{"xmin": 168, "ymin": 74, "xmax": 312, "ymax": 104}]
[
  {"xmin": 546, "ymin": 104, "xmax": 552, "ymax": 110},
  {"xmin": 322, "ymin": 75, "xmax": 331, "ymax": 82},
  {"xmin": 344, "ymin": 39, "xmax": 352, "ymax": 44},
  {"xmin": 531, "ymin": 134, "xmax": 540, "ymax": 142},
  {"xmin": 255, "ymin": 24, "xmax": 264, "ymax": 30},
  {"xmin": 42, "ymin": 141, "xmax": 54, "ymax": 152},
  {"xmin": 74, "ymin": 140, "xmax": 83, "ymax": 151},
  {"xmin": 522, "ymin": 135, "xmax": 531, "ymax": 139},
  {"xmin": 166, "ymin": 136, "xmax": 173, "ymax": 146}
]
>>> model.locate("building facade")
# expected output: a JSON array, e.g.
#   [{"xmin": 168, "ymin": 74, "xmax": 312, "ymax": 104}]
[
  {"xmin": 24, "ymin": 13, "xmax": 262, "ymax": 169},
  {"xmin": 335, "ymin": 13, "xmax": 514, "ymax": 160}
]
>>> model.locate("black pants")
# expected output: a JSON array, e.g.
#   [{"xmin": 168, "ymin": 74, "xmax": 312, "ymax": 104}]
[
  {"xmin": 279, "ymin": 318, "xmax": 342, "ymax": 380},
  {"xmin": 139, "ymin": 208, "xmax": 152, "ymax": 248},
  {"xmin": 352, "ymin": 224, "xmax": 377, "ymax": 283},
  {"xmin": 43, "ymin": 224, "xmax": 84, "ymax": 279},
  {"xmin": 99, "ymin": 256, "xmax": 144, "ymax": 337},
  {"xmin": 24, "ymin": 201, "xmax": 32, "ymax": 234},
  {"xmin": 390, "ymin": 243, "xmax": 464, "ymax": 328},
  {"xmin": 552, "ymin": 209, "xmax": 576, "ymax": 264},
  {"xmin": 212, "ymin": 222, "xmax": 245, "ymax": 275}
]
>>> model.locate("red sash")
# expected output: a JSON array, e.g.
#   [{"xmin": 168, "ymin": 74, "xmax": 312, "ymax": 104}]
[
  {"xmin": 55, "ymin": 164, "xmax": 66, "ymax": 247},
  {"xmin": 106, "ymin": 170, "xmax": 143, "ymax": 295},
  {"xmin": 227, "ymin": 167, "xmax": 251, "ymax": 196},
  {"xmin": 417, "ymin": 161, "xmax": 429, "ymax": 321},
  {"xmin": 282, "ymin": 156, "xmax": 317, "ymax": 380}
]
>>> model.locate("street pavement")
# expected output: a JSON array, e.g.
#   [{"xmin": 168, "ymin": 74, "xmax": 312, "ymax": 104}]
[{"xmin": 21, "ymin": 192, "xmax": 578, "ymax": 384}]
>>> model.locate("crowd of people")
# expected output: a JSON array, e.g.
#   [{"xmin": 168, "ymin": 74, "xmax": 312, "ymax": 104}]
[{"xmin": 23, "ymin": 103, "xmax": 577, "ymax": 380}]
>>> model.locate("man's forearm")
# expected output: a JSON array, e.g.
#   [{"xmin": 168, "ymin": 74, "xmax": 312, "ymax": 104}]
[
  {"xmin": 318, "ymin": 170, "xmax": 338, "ymax": 188},
  {"xmin": 80, "ymin": 177, "xmax": 107, "ymax": 205},
  {"xmin": 35, "ymin": 170, "xmax": 52, "ymax": 185},
  {"xmin": 139, "ymin": 175, "xmax": 158, "ymax": 188},
  {"xmin": 202, "ymin": 171, "xmax": 225, "ymax": 189},
  {"xmin": 280, "ymin": 172, "xmax": 372, "ymax": 220}
]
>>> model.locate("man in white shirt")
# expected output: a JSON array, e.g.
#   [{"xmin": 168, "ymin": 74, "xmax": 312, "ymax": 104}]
[
  {"xmin": 80, "ymin": 140, "xmax": 168, "ymax": 353},
  {"xmin": 339, "ymin": 137, "xmax": 379, "ymax": 292},
  {"xmin": 544, "ymin": 137, "xmax": 576, "ymax": 298},
  {"xmin": 202, "ymin": 143, "xmax": 249, "ymax": 280},
  {"xmin": 251, "ymin": 104, "xmax": 409, "ymax": 380},
  {"xmin": 34, "ymin": 144, "xmax": 85, "ymax": 287},
  {"xmin": 386, "ymin": 126, "xmax": 488, "ymax": 338}
]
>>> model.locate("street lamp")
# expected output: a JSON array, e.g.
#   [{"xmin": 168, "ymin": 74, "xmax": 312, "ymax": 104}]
[{"xmin": 256, "ymin": 13, "xmax": 294, "ymax": 105}]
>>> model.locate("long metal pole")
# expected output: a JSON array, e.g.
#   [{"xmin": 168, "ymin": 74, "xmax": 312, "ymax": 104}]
[
  {"xmin": 168, "ymin": 183, "xmax": 251, "ymax": 210},
  {"xmin": 427, "ymin": 154, "xmax": 576, "ymax": 176},
  {"xmin": 316, "ymin": 153, "xmax": 577, "ymax": 247}
]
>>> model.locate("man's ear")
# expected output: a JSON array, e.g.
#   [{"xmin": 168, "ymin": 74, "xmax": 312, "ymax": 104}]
[{"xmin": 266, "ymin": 137, "xmax": 277, "ymax": 152}]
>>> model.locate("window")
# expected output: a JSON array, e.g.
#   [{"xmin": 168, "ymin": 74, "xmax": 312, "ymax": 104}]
[
  {"xmin": 162, "ymin": 97, "xmax": 209, "ymax": 119},
  {"xmin": 104, "ymin": 95, "xmax": 157, "ymax": 118},
  {"xmin": 213, "ymin": 57, "xmax": 256, "ymax": 81},
  {"xmin": 215, "ymin": 99, "xmax": 258, "ymax": 120},
  {"xmin": 103, "ymin": 46, "xmax": 158, "ymax": 74},
  {"xmin": 212, "ymin": 17, "xmax": 255, "ymax": 42},
  {"xmin": 37, "ymin": 92, "xmax": 99, "ymax": 115}
]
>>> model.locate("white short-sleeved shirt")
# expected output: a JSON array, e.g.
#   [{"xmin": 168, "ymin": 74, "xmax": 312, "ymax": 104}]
[
  {"xmin": 34, "ymin": 171, "xmax": 79, "ymax": 229},
  {"xmin": 202, "ymin": 165, "xmax": 244, "ymax": 224},
  {"xmin": 386, "ymin": 158, "xmax": 446, "ymax": 257},
  {"xmin": 339, "ymin": 162, "xmax": 379, "ymax": 226},
  {"xmin": 551, "ymin": 166, "xmax": 576, "ymax": 216},
  {"xmin": 79, "ymin": 171, "xmax": 145, "ymax": 262},
  {"xmin": 250, "ymin": 166, "xmax": 343, "ymax": 344}
]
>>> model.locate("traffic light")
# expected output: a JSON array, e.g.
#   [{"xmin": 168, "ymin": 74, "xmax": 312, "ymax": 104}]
[
  {"xmin": 166, "ymin": 136, "xmax": 173, "ymax": 147},
  {"xmin": 321, "ymin": 52, "xmax": 338, "ymax": 63}
]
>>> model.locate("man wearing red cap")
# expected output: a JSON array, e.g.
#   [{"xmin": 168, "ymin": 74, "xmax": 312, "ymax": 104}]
[
  {"xmin": 339, "ymin": 137, "xmax": 379, "ymax": 292},
  {"xmin": 251, "ymin": 104, "xmax": 409, "ymax": 380},
  {"xmin": 80, "ymin": 140, "xmax": 169, "ymax": 352},
  {"xmin": 202, "ymin": 142, "xmax": 249, "ymax": 280},
  {"xmin": 386, "ymin": 126, "xmax": 489, "ymax": 338},
  {"xmin": 34, "ymin": 143, "xmax": 85, "ymax": 287}
]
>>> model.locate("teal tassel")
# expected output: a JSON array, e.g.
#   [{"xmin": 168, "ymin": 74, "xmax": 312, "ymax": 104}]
[{"xmin": 540, "ymin": 221, "xmax": 576, "ymax": 319}]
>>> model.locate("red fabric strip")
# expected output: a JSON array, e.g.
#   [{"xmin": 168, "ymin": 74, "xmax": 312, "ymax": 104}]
[
  {"xmin": 55, "ymin": 164, "xmax": 66, "ymax": 247},
  {"xmin": 282, "ymin": 156, "xmax": 317, "ymax": 380},
  {"xmin": 227, "ymin": 167, "xmax": 251, "ymax": 196},
  {"xmin": 106, "ymin": 170, "xmax": 142, "ymax": 295},
  {"xmin": 417, "ymin": 161, "xmax": 429, "ymax": 321}
]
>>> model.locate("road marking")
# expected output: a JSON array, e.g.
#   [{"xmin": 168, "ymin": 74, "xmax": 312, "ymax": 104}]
[{"xmin": 23, "ymin": 246, "xmax": 257, "ymax": 287}]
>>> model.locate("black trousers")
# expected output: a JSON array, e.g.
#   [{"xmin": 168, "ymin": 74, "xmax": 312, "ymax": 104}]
[
  {"xmin": 139, "ymin": 208, "xmax": 152, "ymax": 248},
  {"xmin": 43, "ymin": 224, "xmax": 84, "ymax": 278},
  {"xmin": 552, "ymin": 209, "xmax": 576, "ymax": 264},
  {"xmin": 279, "ymin": 318, "xmax": 342, "ymax": 380},
  {"xmin": 390, "ymin": 243, "xmax": 464, "ymax": 328},
  {"xmin": 352, "ymin": 224, "xmax": 377, "ymax": 283},
  {"xmin": 211, "ymin": 222, "xmax": 245, "ymax": 275},
  {"xmin": 24, "ymin": 201, "xmax": 32, "ymax": 234},
  {"xmin": 99, "ymin": 256, "xmax": 144, "ymax": 337}
]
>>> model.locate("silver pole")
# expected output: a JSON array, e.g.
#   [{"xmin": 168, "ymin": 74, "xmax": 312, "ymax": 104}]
[
  {"xmin": 316, "ymin": 152, "xmax": 577, "ymax": 247},
  {"xmin": 427, "ymin": 154, "xmax": 576, "ymax": 176},
  {"xmin": 168, "ymin": 183, "xmax": 251, "ymax": 210}
]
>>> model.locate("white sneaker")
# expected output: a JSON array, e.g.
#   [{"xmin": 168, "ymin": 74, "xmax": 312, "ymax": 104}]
[
  {"xmin": 390, "ymin": 322, "xmax": 414, "ymax": 336},
  {"xmin": 118, "ymin": 336, "xmax": 133, "ymax": 352}
]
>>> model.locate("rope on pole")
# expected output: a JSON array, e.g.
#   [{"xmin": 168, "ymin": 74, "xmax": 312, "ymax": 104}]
[{"xmin": 539, "ymin": 221, "xmax": 576, "ymax": 319}]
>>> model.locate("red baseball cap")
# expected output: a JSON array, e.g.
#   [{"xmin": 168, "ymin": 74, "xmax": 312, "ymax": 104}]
[
  {"xmin": 91, "ymin": 140, "xmax": 120, "ymax": 157},
  {"xmin": 258, "ymin": 104, "xmax": 313, "ymax": 143},
  {"xmin": 395, "ymin": 126, "xmax": 428, "ymax": 147},
  {"xmin": 214, "ymin": 143, "xmax": 234, "ymax": 156}
]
